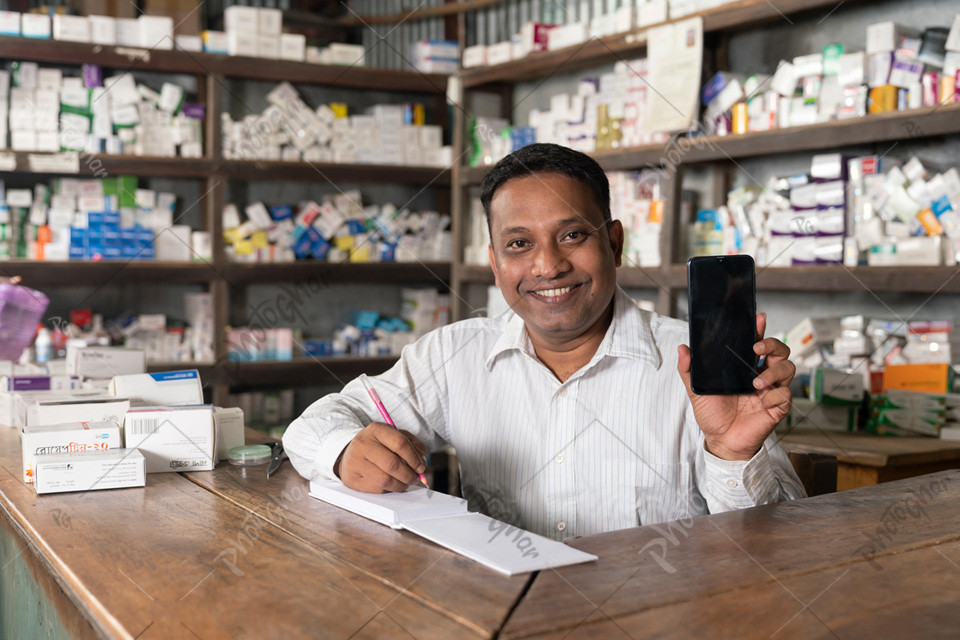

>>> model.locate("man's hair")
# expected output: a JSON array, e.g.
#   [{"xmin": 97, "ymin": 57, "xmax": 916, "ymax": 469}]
[{"xmin": 479, "ymin": 143, "xmax": 611, "ymax": 233}]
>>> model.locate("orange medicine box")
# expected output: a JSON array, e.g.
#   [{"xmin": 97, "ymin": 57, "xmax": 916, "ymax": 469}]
[{"xmin": 882, "ymin": 363, "xmax": 953, "ymax": 394}]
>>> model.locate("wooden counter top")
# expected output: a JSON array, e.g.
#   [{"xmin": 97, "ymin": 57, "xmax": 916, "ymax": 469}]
[{"xmin": 4, "ymin": 425, "xmax": 959, "ymax": 639}]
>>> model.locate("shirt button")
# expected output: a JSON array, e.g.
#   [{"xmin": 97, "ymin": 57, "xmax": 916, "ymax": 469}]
[
  {"xmin": 556, "ymin": 521, "xmax": 567, "ymax": 532},
  {"xmin": 557, "ymin": 388, "xmax": 567, "ymax": 397},
  {"xmin": 555, "ymin": 453, "xmax": 565, "ymax": 464},
  {"xmin": 727, "ymin": 479, "xmax": 739, "ymax": 488}
]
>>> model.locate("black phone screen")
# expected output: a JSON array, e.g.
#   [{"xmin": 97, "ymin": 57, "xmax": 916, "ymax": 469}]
[{"xmin": 687, "ymin": 255, "xmax": 758, "ymax": 395}]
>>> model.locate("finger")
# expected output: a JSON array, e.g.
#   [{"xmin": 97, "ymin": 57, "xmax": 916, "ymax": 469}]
[
  {"xmin": 757, "ymin": 385, "xmax": 792, "ymax": 412},
  {"xmin": 351, "ymin": 460, "xmax": 410, "ymax": 493},
  {"xmin": 373, "ymin": 425, "xmax": 427, "ymax": 474},
  {"xmin": 753, "ymin": 360, "xmax": 796, "ymax": 390},
  {"xmin": 755, "ymin": 312, "xmax": 767, "ymax": 342},
  {"xmin": 400, "ymin": 430, "xmax": 427, "ymax": 460},
  {"xmin": 364, "ymin": 444, "xmax": 421, "ymax": 487},
  {"xmin": 676, "ymin": 345, "xmax": 695, "ymax": 398},
  {"xmin": 755, "ymin": 337, "xmax": 790, "ymax": 360}
]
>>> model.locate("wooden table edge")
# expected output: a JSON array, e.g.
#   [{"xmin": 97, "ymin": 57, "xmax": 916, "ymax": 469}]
[{"xmin": 0, "ymin": 478, "xmax": 132, "ymax": 640}]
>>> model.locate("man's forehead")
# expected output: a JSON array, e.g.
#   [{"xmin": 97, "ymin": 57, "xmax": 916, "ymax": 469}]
[{"xmin": 490, "ymin": 173, "xmax": 601, "ymax": 230}]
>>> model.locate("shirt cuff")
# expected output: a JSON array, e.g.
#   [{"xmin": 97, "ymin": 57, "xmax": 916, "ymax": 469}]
[
  {"xmin": 702, "ymin": 442, "xmax": 780, "ymax": 507},
  {"xmin": 316, "ymin": 428, "xmax": 364, "ymax": 481}
]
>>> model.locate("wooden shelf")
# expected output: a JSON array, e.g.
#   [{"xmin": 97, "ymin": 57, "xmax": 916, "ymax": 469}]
[
  {"xmin": 219, "ymin": 160, "xmax": 451, "ymax": 184},
  {"xmin": 1, "ymin": 261, "xmax": 218, "ymax": 287},
  {"xmin": 462, "ymin": 104, "xmax": 960, "ymax": 182},
  {"xmin": 225, "ymin": 261, "xmax": 452, "ymax": 285},
  {"xmin": 0, "ymin": 36, "xmax": 448, "ymax": 93},
  {"xmin": 217, "ymin": 55, "xmax": 448, "ymax": 92},
  {"xmin": 218, "ymin": 356, "xmax": 398, "ymax": 388},
  {"xmin": 459, "ymin": 264, "xmax": 670, "ymax": 290},
  {"xmin": 4, "ymin": 152, "xmax": 214, "ymax": 178},
  {"xmin": 669, "ymin": 264, "xmax": 960, "ymax": 294},
  {"xmin": 679, "ymin": 103, "xmax": 960, "ymax": 164},
  {"xmin": 459, "ymin": 0, "xmax": 866, "ymax": 87}
]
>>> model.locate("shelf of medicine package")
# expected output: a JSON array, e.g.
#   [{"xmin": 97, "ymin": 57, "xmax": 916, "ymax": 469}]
[
  {"xmin": 669, "ymin": 264, "xmax": 960, "ymax": 294},
  {"xmin": 457, "ymin": 0, "xmax": 869, "ymax": 87},
  {"xmin": 2, "ymin": 151, "xmax": 455, "ymax": 184},
  {"xmin": 459, "ymin": 263, "xmax": 670, "ymax": 291},
  {"xmin": 0, "ymin": 260, "xmax": 218, "ymax": 285},
  {"xmin": 0, "ymin": 35, "xmax": 448, "ymax": 93},
  {"xmin": 460, "ymin": 102, "xmax": 960, "ymax": 185},
  {"xmin": 217, "ymin": 356, "xmax": 398, "ymax": 388},
  {"xmin": 223, "ymin": 261, "xmax": 452, "ymax": 285}
]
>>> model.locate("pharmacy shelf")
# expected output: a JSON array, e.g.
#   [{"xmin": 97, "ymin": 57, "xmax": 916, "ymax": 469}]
[
  {"xmin": 677, "ymin": 103, "xmax": 960, "ymax": 164},
  {"xmin": 1, "ymin": 261, "xmax": 218, "ymax": 286},
  {"xmin": 668, "ymin": 265, "xmax": 960, "ymax": 294},
  {"xmin": 224, "ymin": 261, "xmax": 452, "ymax": 285},
  {"xmin": 0, "ymin": 35, "xmax": 211, "ymax": 75},
  {"xmin": 460, "ymin": 103, "xmax": 960, "ymax": 185},
  {"xmin": 218, "ymin": 356, "xmax": 397, "ymax": 388},
  {"xmin": 0, "ymin": 36, "xmax": 448, "ymax": 93},
  {"xmin": 218, "ymin": 160, "xmax": 451, "ymax": 184},
  {"xmin": 458, "ymin": 0, "xmax": 866, "ymax": 88},
  {"xmin": 5, "ymin": 152, "xmax": 215, "ymax": 178},
  {"xmin": 458, "ymin": 263, "xmax": 668, "ymax": 290},
  {"xmin": 216, "ymin": 55, "xmax": 448, "ymax": 92}
]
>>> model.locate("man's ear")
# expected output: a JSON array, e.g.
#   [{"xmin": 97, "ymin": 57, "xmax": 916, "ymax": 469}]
[
  {"xmin": 488, "ymin": 244, "xmax": 500, "ymax": 287},
  {"xmin": 607, "ymin": 220, "xmax": 624, "ymax": 268}
]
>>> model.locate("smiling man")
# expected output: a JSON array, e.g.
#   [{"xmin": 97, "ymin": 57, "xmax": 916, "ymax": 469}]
[{"xmin": 284, "ymin": 143, "xmax": 805, "ymax": 540}]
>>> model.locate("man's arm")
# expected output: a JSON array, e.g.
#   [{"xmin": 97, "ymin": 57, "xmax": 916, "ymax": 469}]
[{"xmin": 283, "ymin": 331, "xmax": 451, "ymax": 487}]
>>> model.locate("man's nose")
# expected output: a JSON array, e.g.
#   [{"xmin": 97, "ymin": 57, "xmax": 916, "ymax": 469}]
[{"xmin": 532, "ymin": 242, "xmax": 571, "ymax": 279}]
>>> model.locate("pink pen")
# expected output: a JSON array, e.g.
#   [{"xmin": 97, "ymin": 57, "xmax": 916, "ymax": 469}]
[{"xmin": 359, "ymin": 374, "xmax": 429, "ymax": 488}]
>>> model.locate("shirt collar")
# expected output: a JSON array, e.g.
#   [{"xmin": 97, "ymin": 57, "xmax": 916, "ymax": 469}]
[{"xmin": 484, "ymin": 287, "xmax": 663, "ymax": 371}]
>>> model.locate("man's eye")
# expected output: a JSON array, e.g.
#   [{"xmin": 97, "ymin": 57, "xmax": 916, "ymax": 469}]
[
  {"xmin": 565, "ymin": 231, "xmax": 589, "ymax": 240},
  {"xmin": 507, "ymin": 240, "xmax": 528, "ymax": 249}
]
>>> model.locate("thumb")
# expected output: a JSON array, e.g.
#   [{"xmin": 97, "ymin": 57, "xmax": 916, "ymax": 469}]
[{"xmin": 677, "ymin": 345, "xmax": 695, "ymax": 399}]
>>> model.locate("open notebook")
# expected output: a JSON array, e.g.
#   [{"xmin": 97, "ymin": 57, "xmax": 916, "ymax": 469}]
[{"xmin": 309, "ymin": 480, "xmax": 597, "ymax": 576}]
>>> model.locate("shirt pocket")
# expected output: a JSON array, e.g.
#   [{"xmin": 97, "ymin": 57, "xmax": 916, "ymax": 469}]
[
  {"xmin": 601, "ymin": 460, "xmax": 641, "ymax": 531},
  {"xmin": 636, "ymin": 461, "xmax": 700, "ymax": 526}
]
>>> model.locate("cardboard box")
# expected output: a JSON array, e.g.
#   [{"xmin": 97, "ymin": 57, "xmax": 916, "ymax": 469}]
[
  {"xmin": 227, "ymin": 31, "xmax": 258, "ymax": 57},
  {"xmin": 34, "ymin": 448, "xmax": 145, "ymax": 494},
  {"xmin": 0, "ymin": 11, "xmax": 21, "ymax": 36},
  {"xmin": 786, "ymin": 317, "xmax": 842, "ymax": 358},
  {"xmin": 259, "ymin": 8, "xmax": 282, "ymax": 35},
  {"xmin": 883, "ymin": 363, "xmax": 953, "ymax": 394},
  {"xmin": 138, "ymin": 15, "xmax": 174, "ymax": 49},
  {"xmin": 279, "ymin": 33, "xmax": 306, "ymax": 61},
  {"xmin": 21, "ymin": 14, "xmax": 51, "ymax": 39},
  {"xmin": 0, "ymin": 376, "xmax": 82, "ymax": 425},
  {"xmin": 53, "ymin": 14, "xmax": 90, "ymax": 42},
  {"xmin": 224, "ymin": 5, "xmax": 258, "ymax": 34},
  {"xmin": 866, "ymin": 22, "xmax": 919, "ymax": 55},
  {"xmin": 124, "ymin": 405, "xmax": 216, "ymax": 472},
  {"xmin": 88, "ymin": 15, "xmax": 118, "ymax": 45},
  {"xmin": 215, "ymin": 406, "xmax": 245, "ymax": 462},
  {"xmin": 203, "ymin": 30, "xmax": 228, "ymax": 55},
  {"xmin": 109, "ymin": 370, "xmax": 202, "ymax": 406},
  {"xmin": 21, "ymin": 420, "xmax": 122, "ymax": 483},
  {"xmin": 67, "ymin": 346, "xmax": 146, "ymax": 378},
  {"xmin": 23, "ymin": 397, "xmax": 131, "ymax": 429}
]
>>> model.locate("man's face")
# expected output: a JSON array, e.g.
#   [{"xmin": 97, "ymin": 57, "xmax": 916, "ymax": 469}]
[{"xmin": 487, "ymin": 172, "xmax": 624, "ymax": 347}]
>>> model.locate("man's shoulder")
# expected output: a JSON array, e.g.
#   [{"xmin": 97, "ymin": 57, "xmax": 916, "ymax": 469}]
[
  {"xmin": 419, "ymin": 313, "xmax": 512, "ymax": 352},
  {"xmin": 644, "ymin": 310, "xmax": 688, "ymax": 347}
]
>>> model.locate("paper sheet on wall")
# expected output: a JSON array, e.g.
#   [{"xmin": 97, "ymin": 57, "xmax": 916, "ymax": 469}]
[{"xmin": 642, "ymin": 17, "xmax": 703, "ymax": 133}]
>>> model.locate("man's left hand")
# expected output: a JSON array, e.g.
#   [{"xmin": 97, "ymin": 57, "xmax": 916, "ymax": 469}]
[{"xmin": 676, "ymin": 313, "xmax": 795, "ymax": 461}]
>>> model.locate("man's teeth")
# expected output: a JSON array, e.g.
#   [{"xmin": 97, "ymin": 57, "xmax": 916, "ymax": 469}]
[{"xmin": 534, "ymin": 286, "xmax": 573, "ymax": 297}]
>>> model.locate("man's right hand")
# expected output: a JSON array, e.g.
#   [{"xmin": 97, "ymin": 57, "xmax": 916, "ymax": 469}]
[{"xmin": 334, "ymin": 423, "xmax": 427, "ymax": 493}]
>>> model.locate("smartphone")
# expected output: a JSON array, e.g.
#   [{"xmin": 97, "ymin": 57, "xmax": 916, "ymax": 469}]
[{"xmin": 687, "ymin": 255, "xmax": 758, "ymax": 395}]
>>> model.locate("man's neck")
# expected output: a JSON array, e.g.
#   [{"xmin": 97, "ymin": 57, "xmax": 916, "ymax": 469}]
[{"xmin": 529, "ymin": 302, "xmax": 615, "ymax": 383}]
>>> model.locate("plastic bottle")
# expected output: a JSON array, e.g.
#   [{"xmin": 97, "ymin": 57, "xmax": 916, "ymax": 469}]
[{"xmin": 35, "ymin": 326, "xmax": 52, "ymax": 363}]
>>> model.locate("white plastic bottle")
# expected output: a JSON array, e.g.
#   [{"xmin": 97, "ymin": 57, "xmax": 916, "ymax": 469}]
[{"xmin": 35, "ymin": 327, "xmax": 52, "ymax": 363}]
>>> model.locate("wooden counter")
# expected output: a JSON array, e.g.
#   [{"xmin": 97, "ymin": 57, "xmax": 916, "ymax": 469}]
[
  {"xmin": 779, "ymin": 429, "xmax": 960, "ymax": 490},
  {"xmin": 3, "ymin": 425, "xmax": 959, "ymax": 638}
]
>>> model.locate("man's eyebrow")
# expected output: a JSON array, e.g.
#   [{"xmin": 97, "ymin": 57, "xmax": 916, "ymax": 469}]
[{"xmin": 497, "ymin": 217, "xmax": 591, "ymax": 236}]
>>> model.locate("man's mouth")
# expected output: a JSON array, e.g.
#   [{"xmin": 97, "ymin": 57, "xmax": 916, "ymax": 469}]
[{"xmin": 531, "ymin": 284, "xmax": 580, "ymax": 298}]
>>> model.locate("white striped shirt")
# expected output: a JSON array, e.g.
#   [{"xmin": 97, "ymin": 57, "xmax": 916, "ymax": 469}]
[{"xmin": 284, "ymin": 288, "xmax": 806, "ymax": 540}]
